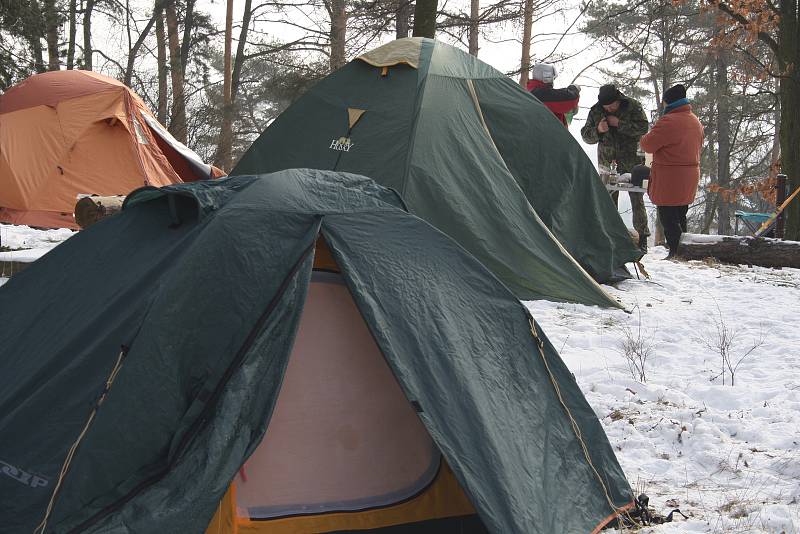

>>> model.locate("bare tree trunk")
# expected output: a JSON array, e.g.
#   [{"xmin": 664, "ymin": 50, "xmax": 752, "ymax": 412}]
[
  {"xmin": 518, "ymin": 0, "xmax": 533, "ymax": 86},
  {"xmin": 703, "ymin": 93, "xmax": 719, "ymax": 234},
  {"xmin": 395, "ymin": 0, "xmax": 410, "ymax": 39},
  {"xmin": 778, "ymin": 3, "xmax": 799, "ymax": 240},
  {"xmin": 156, "ymin": 4, "xmax": 168, "ymax": 123},
  {"xmin": 218, "ymin": 0, "xmax": 234, "ymax": 172},
  {"xmin": 651, "ymin": 79, "xmax": 662, "ymax": 110},
  {"xmin": 83, "ymin": 0, "xmax": 95, "ymax": 70},
  {"xmin": 329, "ymin": 0, "xmax": 347, "ymax": 70},
  {"xmin": 19, "ymin": 0, "xmax": 47, "ymax": 73},
  {"xmin": 67, "ymin": 0, "xmax": 77, "ymax": 69},
  {"xmin": 166, "ymin": 0, "xmax": 187, "ymax": 143},
  {"xmin": 780, "ymin": 79, "xmax": 800, "ymax": 240},
  {"xmin": 215, "ymin": 0, "xmax": 255, "ymax": 170},
  {"xmin": 468, "ymin": 0, "xmax": 479, "ymax": 56},
  {"xmin": 770, "ymin": 97, "xmax": 781, "ymax": 174},
  {"xmin": 125, "ymin": 0, "xmax": 170, "ymax": 86},
  {"xmin": 43, "ymin": 0, "xmax": 60, "ymax": 70},
  {"xmin": 412, "ymin": 0, "xmax": 437, "ymax": 38},
  {"xmin": 701, "ymin": 194, "xmax": 717, "ymax": 234},
  {"xmin": 660, "ymin": 19, "xmax": 673, "ymax": 100},
  {"xmin": 231, "ymin": 0, "xmax": 253, "ymax": 101},
  {"xmin": 180, "ymin": 0, "xmax": 196, "ymax": 77},
  {"xmin": 716, "ymin": 53, "xmax": 732, "ymax": 235},
  {"xmin": 125, "ymin": 0, "xmax": 133, "ymax": 78}
]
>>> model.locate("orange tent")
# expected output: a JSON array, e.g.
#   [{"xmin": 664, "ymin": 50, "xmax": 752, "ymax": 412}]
[{"xmin": 0, "ymin": 70, "xmax": 224, "ymax": 229}]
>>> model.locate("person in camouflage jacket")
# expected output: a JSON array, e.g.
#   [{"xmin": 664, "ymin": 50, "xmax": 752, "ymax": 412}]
[{"xmin": 581, "ymin": 84, "xmax": 651, "ymax": 252}]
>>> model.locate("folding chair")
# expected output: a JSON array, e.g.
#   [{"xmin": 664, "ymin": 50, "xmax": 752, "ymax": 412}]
[{"xmin": 734, "ymin": 210, "xmax": 773, "ymax": 236}]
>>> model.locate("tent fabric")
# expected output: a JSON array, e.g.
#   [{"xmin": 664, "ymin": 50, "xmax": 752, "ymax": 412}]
[
  {"xmin": 211, "ymin": 463, "xmax": 479, "ymax": 533},
  {"xmin": 469, "ymin": 77, "xmax": 639, "ymax": 281},
  {"xmin": 0, "ymin": 207, "xmax": 80, "ymax": 228},
  {"xmin": 233, "ymin": 37, "xmax": 641, "ymax": 307},
  {"xmin": 216, "ymin": 247, "xmax": 481, "ymax": 533},
  {"xmin": 0, "ymin": 70, "xmax": 124, "ymax": 114},
  {"xmin": 141, "ymin": 113, "xmax": 221, "ymax": 181},
  {"xmin": 0, "ymin": 70, "xmax": 223, "ymax": 229},
  {"xmin": 234, "ymin": 273, "xmax": 441, "ymax": 518},
  {"xmin": 0, "ymin": 169, "xmax": 631, "ymax": 533},
  {"xmin": 357, "ymin": 39, "xmax": 422, "ymax": 69}
]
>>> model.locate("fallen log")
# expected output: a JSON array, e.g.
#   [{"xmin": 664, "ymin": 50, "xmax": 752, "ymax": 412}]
[
  {"xmin": 74, "ymin": 195, "xmax": 125, "ymax": 229},
  {"xmin": 679, "ymin": 233, "xmax": 800, "ymax": 269}
]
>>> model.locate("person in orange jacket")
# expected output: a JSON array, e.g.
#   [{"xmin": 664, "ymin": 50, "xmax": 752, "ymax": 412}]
[{"xmin": 639, "ymin": 84, "xmax": 705, "ymax": 258}]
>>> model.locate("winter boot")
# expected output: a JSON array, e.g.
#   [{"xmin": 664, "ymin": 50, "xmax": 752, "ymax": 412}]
[{"xmin": 638, "ymin": 234, "xmax": 648, "ymax": 254}]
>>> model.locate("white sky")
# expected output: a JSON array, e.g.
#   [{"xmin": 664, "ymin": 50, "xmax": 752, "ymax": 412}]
[
  {"xmin": 195, "ymin": 0, "xmax": 608, "ymax": 103},
  {"xmin": 96, "ymin": 0, "xmax": 615, "ymax": 163}
]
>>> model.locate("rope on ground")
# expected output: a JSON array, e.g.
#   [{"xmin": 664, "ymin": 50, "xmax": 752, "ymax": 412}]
[
  {"xmin": 529, "ymin": 319, "xmax": 633, "ymax": 527},
  {"xmin": 33, "ymin": 347, "xmax": 128, "ymax": 534}
]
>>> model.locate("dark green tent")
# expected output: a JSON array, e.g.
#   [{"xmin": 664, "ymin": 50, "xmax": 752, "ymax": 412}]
[
  {"xmin": 234, "ymin": 38, "xmax": 641, "ymax": 308},
  {"xmin": 0, "ymin": 170, "xmax": 631, "ymax": 533}
]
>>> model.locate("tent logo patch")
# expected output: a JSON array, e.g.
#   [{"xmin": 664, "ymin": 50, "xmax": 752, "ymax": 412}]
[
  {"xmin": 1, "ymin": 459, "xmax": 49, "ymax": 488},
  {"xmin": 329, "ymin": 137, "xmax": 354, "ymax": 152}
]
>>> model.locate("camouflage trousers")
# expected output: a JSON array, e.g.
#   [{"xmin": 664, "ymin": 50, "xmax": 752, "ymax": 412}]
[{"xmin": 611, "ymin": 191, "xmax": 650, "ymax": 237}]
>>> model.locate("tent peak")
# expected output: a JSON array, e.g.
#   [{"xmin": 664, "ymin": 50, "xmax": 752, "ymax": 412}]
[
  {"xmin": 356, "ymin": 38, "xmax": 428, "ymax": 69},
  {"xmin": 0, "ymin": 70, "xmax": 126, "ymax": 114}
]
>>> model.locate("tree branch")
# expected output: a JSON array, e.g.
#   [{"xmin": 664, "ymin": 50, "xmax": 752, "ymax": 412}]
[{"xmin": 713, "ymin": 1, "xmax": 778, "ymax": 55}]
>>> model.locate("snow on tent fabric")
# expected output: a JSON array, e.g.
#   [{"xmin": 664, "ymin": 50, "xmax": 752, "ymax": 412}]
[
  {"xmin": 0, "ymin": 170, "xmax": 632, "ymax": 533},
  {"xmin": 0, "ymin": 70, "xmax": 224, "ymax": 229},
  {"xmin": 233, "ymin": 37, "xmax": 642, "ymax": 308}
]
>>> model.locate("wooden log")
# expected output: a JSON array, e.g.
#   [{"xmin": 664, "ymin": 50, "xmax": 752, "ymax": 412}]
[
  {"xmin": 74, "ymin": 195, "xmax": 125, "ymax": 229},
  {"xmin": 679, "ymin": 233, "xmax": 800, "ymax": 269}
]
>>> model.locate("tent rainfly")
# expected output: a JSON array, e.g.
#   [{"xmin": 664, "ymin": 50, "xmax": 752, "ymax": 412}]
[
  {"xmin": 0, "ymin": 170, "xmax": 633, "ymax": 534},
  {"xmin": 0, "ymin": 70, "xmax": 223, "ymax": 229},
  {"xmin": 233, "ymin": 37, "xmax": 642, "ymax": 308}
]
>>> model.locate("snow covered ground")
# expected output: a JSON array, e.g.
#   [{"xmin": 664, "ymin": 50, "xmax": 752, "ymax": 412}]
[
  {"xmin": 526, "ymin": 249, "xmax": 800, "ymax": 534},
  {"xmin": 2, "ymin": 223, "xmax": 798, "ymax": 532},
  {"xmin": 0, "ymin": 223, "xmax": 74, "ymax": 252}
]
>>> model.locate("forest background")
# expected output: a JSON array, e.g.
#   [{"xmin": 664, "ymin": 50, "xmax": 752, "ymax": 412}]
[{"xmin": 1, "ymin": 0, "xmax": 798, "ymax": 239}]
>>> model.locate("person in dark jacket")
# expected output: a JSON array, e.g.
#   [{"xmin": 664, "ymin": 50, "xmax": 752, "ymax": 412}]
[
  {"xmin": 581, "ymin": 84, "xmax": 651, "ymax": 252},
  {"xmin": 640, "ymin": 84, "xmax": 704, "ymax": 259},
  {"xmin": 527, "ymin": 64, "xmax": 581, "ymax": 127}
]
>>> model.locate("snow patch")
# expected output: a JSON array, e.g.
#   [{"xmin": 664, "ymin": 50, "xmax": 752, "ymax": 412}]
[
  {"xmin": 526, "ymin": 246, "xmax": 800, "ymax": 533},
  {"xmin": 681, "ymin": 233, "xmax": 726, "ymax": 244},
  {"xmin": 0, "ymin": 247, "xmax": 54, "ymax": 263},
  {"xmin": 0, "ymin": 223, "xmax": 74, "ymax": 251}
]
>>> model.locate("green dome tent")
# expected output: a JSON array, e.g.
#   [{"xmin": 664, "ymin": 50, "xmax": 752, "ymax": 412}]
[
  {"xmin": 0, "ymin": 170, "xmax": 632, "ymax": 533},
  {"xmin": 233, "ymin": 38, "xmax": 641, "ymax": 308}
]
